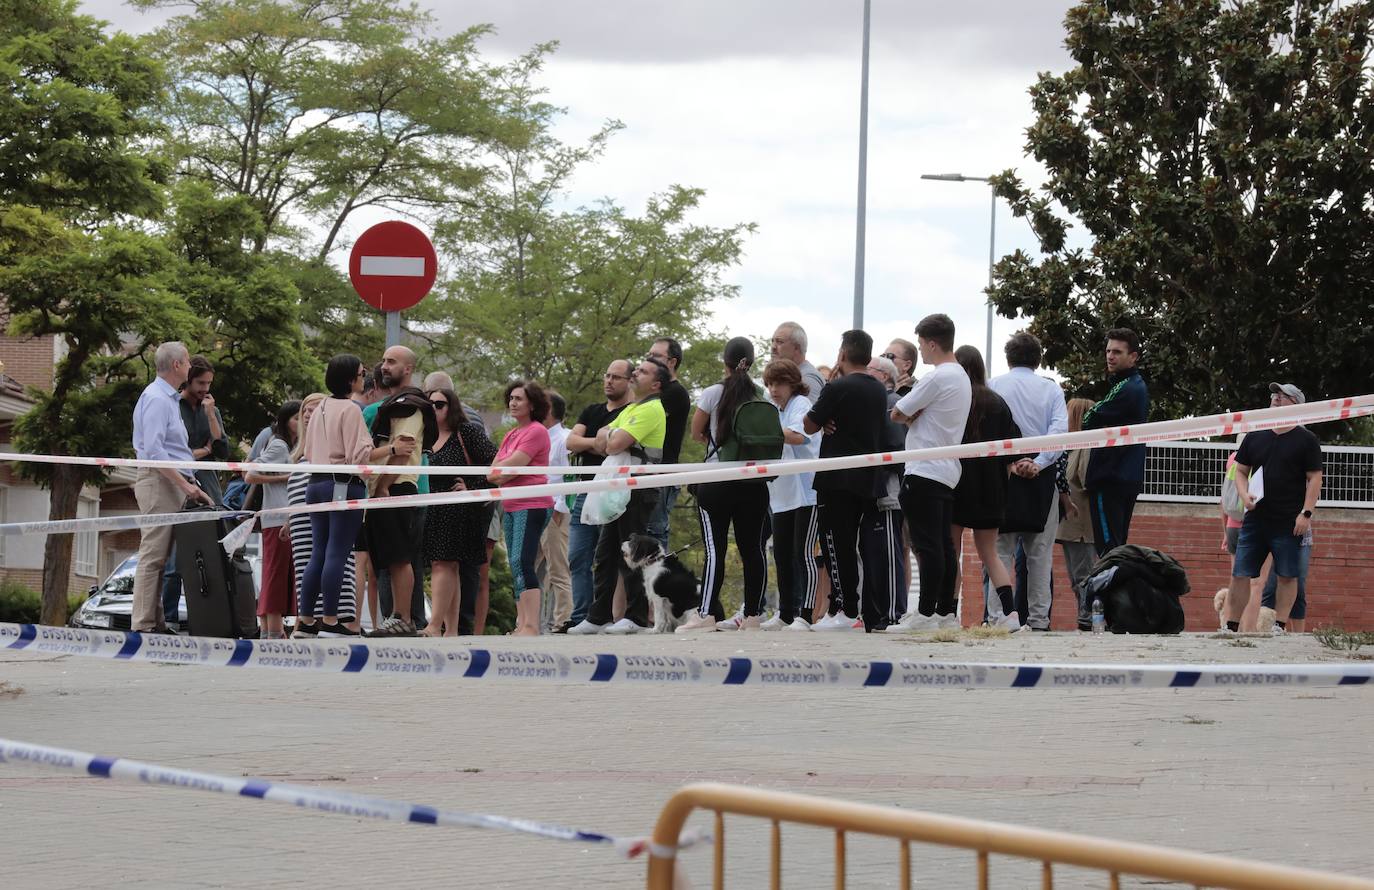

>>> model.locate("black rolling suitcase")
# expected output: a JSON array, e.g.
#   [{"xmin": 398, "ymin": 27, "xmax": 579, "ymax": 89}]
[{"xmin": 174, "ymin": 503, "xmax": 257, "ymax": 638}]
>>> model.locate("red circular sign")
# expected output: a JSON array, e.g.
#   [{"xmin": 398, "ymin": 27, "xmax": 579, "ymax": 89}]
[{"xmin": 348, "ymin": 221, "xmax": 437, "ymax": 312}]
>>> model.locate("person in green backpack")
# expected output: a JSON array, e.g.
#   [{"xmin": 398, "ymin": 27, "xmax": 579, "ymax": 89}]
[{"xmin": 677, "ymin": 337, "xmax": 784, "ymax": 632}]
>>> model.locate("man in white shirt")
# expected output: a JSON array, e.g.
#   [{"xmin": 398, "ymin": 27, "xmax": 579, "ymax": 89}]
[
  {"xmin": 539, "ymin": 391, "xmax": 574, "ymax": 632},
  {"xmin": 988, "ymin": 332, "xmax": 1069, "ymax": 630},
  {"xmin": 885, "ymin": 314, "xmax": 971, "ymax": 633}
]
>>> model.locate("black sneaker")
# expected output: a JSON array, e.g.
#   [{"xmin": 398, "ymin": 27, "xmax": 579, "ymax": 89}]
[
  {"xmin": 318, "ymin": 621, "xmax": 361, "ymax": 638},
  {"xmin": 291, "ymin": 620, "xmax": 320, "ymax": 639},
  {"xmin": 553, "ymin": 620, "xmax": 575, "ymax": 634},
  {"xmin": 366, "ymin": 615, "xmax": 416, "ymax": 638}
]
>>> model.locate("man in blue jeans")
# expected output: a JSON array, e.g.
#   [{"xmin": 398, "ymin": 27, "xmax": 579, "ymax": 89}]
[
  {"xmin": 1222, "ymin": 383, "xmax": 1323, "ymax": 635},
  {"xmin": 560, "ymin": 360, "xmax": 632, "ymax": 630}
]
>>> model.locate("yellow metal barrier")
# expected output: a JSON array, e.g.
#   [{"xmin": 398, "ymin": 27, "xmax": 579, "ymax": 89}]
[{"xmin": 646, "ymin": 783, "xmax": 1374, "ymax": 890}]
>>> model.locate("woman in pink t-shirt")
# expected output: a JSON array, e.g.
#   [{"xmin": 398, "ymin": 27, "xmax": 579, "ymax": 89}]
[{"xmin": 488, "ymin": 380, "xmax": 554, "ymax": 636}]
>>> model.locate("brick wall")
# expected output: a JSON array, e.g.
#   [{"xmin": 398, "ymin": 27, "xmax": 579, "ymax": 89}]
[
  {"xmin": 958, "ymin": 503, "xmax": 1374, "ymax": 631},
  {"xmin": 0, "ymin": 332, "xmax": 55, "ymax": 391}
]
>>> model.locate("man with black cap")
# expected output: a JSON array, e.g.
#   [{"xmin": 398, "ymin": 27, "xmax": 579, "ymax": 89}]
[{"xmin": 1221, "ymin": 382, "xmax": 1323, "ymax": 635}]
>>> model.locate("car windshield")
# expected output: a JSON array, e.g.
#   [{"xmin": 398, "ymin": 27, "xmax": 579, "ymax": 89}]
[{"xmin": 99, "ymin": 557, "xmax": 138, "ymax": 595}]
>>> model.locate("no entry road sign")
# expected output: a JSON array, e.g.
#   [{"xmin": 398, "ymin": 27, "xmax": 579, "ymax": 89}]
[{"xmin": 348, "ymin": 221, "xmax": 437, "ymax": 312}]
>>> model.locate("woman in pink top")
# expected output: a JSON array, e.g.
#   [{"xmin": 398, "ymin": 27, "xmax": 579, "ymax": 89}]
[
  {"xmin": 488, "ymin": 380, "xmax": 554, "ymax": 636},
  {"xmin": 298, "ymin": 355, "xmax": 413, "ymax": 636}
]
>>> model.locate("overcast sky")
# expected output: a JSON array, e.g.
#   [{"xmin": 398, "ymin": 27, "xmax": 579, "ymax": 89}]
[{"xmin": 81, "ymin": 0, "xmax": 1080, "ymax": 379}]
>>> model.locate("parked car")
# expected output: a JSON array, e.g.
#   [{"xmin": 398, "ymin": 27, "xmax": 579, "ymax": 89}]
[{"xmin": 69, "ymin": 541, "xmax": 262, "ymax": 632}]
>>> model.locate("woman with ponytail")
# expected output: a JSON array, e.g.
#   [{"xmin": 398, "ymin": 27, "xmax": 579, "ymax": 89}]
[{"xmin": 679, "ymin": 337, "xmax": 773, "ymax": 632}]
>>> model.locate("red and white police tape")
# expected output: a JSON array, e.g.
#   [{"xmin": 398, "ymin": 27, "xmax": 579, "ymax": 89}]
[{"xmin": 1, "ymin": 394, "xmax": 1368, "ymax": 541}]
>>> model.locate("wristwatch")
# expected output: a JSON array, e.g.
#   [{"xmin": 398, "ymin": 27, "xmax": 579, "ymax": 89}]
[{"xmin": 1301, "ymin": 509, "xmax": 1313, "ymax": 518}]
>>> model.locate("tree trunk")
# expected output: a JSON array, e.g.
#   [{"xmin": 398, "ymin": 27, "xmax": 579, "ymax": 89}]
[{"xmin": 40, "ymin": 464, "xmax": 83, "ymax": 626}]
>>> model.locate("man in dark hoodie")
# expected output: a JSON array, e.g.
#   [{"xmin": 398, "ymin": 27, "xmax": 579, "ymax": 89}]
[{"xmin": 1082, "ymin": 328, "xmax": 1149, "ymax": 555}]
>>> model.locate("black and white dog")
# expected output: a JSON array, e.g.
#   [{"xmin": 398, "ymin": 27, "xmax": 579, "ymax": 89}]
[{"xmin": 621, "ymin": 533, "xmax": 699, "ymax": 633}]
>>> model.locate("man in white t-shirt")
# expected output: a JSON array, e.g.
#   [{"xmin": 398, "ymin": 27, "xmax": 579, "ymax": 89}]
[{"xmin": 885, "ymin": 313, "xmax": 971, "ymax": 633}]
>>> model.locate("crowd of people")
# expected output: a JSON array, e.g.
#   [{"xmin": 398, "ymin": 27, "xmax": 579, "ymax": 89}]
[{"xmin": 126, "ymin": 313, "xmax": 1321, "ymax": 639}]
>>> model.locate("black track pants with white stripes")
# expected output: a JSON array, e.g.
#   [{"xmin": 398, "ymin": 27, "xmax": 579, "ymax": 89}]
[
  {"xmin": 860, "ymin": 506, "xmax": 906, "ymax": 631},
  {"xmin": 695, "ymin": 480, "xmax": 772, "ymax": 619},
  {"xmin": 817, "ymin": 489, "xmax": 873, "ymax": 619},
  {"xmin": 772, "ymin": 505, "xmax": 819, "ymax": 624}
]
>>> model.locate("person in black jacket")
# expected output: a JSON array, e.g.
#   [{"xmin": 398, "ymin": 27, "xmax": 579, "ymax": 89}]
[{"xmin": 1082, "ymin": 328, "xmax": 1149, "ymax": 555}]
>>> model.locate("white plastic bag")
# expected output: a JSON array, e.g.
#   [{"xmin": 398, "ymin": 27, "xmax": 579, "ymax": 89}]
[{"xmin": 580, "ymin": 451, "xmax": 634, "ymax": 525}]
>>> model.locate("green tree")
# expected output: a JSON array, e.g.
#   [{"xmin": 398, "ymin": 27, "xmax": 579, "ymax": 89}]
[
  {"xmin": 0, "ymin": 0, "xmax": 197, "ymax": 623},
  {"xmin": 989, "ymin": 0, "xmax": 1373, "ymax": 422},
  {"xmin": 163, "ymin": 182, "xmax": 322, "ymax": 436},
  {"xmin": 433, "ymin": 54, "xmax": 751, "ymax": 411},
  {"xmin": 133, "ymin": 0, "xmax": 525, "ymax": 354}
]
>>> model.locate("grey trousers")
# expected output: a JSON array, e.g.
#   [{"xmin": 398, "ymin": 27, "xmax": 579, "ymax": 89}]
[
  {"xmin": 1060, "ymin": 540, "xmax": 1099, "ymax": 628},
  {"xmin": 988, "ymin": 499, "xmax": 1060, "ymax": 629}
]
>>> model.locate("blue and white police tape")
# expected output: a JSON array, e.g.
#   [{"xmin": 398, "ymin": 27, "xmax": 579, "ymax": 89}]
[
  {"xmin": 6, "ymin": 394, "xmax": 1374, "ymax": 542},
  {"xmin": 4, "ymin": 623, "xmax": 1371, "ymax": 688},
  {"xmin": 0, "ymin": 737, "xmax": 706, "ymax": 860}
]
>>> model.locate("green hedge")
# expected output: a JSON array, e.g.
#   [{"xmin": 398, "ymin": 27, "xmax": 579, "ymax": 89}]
[{"xmin": 0, "ymin": 581, "xmax": 85, "ymax": 624}]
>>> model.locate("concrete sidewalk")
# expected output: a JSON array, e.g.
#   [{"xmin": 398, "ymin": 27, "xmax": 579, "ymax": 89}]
[{"xmin": 1, "ymin": 630, "xmax": 1371, "ymax": 888}]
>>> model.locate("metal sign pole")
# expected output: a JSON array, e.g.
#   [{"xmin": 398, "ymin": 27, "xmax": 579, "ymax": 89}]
[{"xmin": 386, "ymin": 310, "xmax": 401, "ymax": 347}]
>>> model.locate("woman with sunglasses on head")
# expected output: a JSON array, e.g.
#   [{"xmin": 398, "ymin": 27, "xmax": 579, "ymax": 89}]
[{"xmin": 423, "ymin": 387, "xmax": 498, "ymax": 636}]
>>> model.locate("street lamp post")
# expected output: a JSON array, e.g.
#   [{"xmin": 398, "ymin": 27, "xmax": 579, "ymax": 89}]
[
  {"xmin": 920, "ymin": 172, "xmax": 997, "ymax": 375},
  {"xmin": 853, "ymin": 0, "xmax": 872, "ymax": 330}
]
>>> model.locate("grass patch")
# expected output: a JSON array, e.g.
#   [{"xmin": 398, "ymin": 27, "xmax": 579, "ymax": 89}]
[
  {"xmin": 964, "ymin": 626, "xmax": 1011, "ymax": 639},
  {"xmin": 1312, "ymin": 626, "xmax": 1374, "ymax": 652}
]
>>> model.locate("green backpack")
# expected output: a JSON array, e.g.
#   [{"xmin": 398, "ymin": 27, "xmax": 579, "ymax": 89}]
[{"xmin": 713, "ymin": 386, "xmax": 786, "ymax": 463}]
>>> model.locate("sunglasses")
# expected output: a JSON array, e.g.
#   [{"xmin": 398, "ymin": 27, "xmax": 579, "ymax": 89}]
[
  {"xmin": 880, "ymin": 352, "xmax": 897, "ymax": 361},
  {"xmin": 431, "ymin": 400, "xmax": 449, "ymax": 409}
]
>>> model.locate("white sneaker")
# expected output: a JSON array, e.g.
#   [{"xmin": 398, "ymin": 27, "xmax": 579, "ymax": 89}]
[
  {"xmin": 604, "ymin": 617, "xmax": 646, "ymax": 635},
  {"xmin": 813, "ymin": 612, "xmax": 861, "ymax": 632},
  {"xmin": 937, "ymin": 612, "xmax": 960, "ymax": 629},
  {"xmin": 567, "ymin": 620, "xmax": 606, "ymax": 635},
  {"xmin": 882, "ymin": 612, "xmax": 943, "ymax": 633},
  {"xmin": 717, "ymin": 615, "xmax": 742, "ymax": 631},
  {"xmin": 759, "ymin": 615, "xmax": 787, "ymax": 631},
  {"xmin": 994, "ymin": 611, "xmax": 1027, "ymax": 633},
  {"xmin": 786, "ymin": 617, "xmax": 812, "ymax": 631},
  {"xmin": 1270, "ymin": 623, "xmax": 1286, "ymax": 636},
  {"xmin": 674, "ymin": 612, "xmax": 718, "ymax": 634}
]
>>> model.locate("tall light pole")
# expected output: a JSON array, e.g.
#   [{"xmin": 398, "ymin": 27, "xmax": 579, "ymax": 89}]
[
  {"xmin": 852, "ymin": 0, "xmax": 872, "ymax": 329},
  {"xmin": 920, "ymin": 172, "xmax": 997, "ymax": 375}
]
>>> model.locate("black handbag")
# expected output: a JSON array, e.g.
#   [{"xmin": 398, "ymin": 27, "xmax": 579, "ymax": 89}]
[{"xmin": 1000, "ymin": 469, "xmax": 1057, "ymax": 534}]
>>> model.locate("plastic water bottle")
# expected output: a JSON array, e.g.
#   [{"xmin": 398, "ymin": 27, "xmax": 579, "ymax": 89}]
[{"xmin": 1091, "ymin": 599, "xmax": 1105, "ymax": 635}]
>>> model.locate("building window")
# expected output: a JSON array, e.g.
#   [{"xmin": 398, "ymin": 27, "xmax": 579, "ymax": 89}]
[{"xmin": 74, "ymin": 497, "xmax": 98, "ymax": 577}]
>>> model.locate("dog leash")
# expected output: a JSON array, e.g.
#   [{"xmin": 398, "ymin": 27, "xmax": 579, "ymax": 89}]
[{"xmin": 664, "ymin": 539, "xmax": 700, "ymax": 561}]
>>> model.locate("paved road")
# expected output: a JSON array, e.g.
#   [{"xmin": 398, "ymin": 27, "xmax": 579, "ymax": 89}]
[{"xmin": 2, "ymin": 630, "xmax": 1370, "ymax": 888}]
